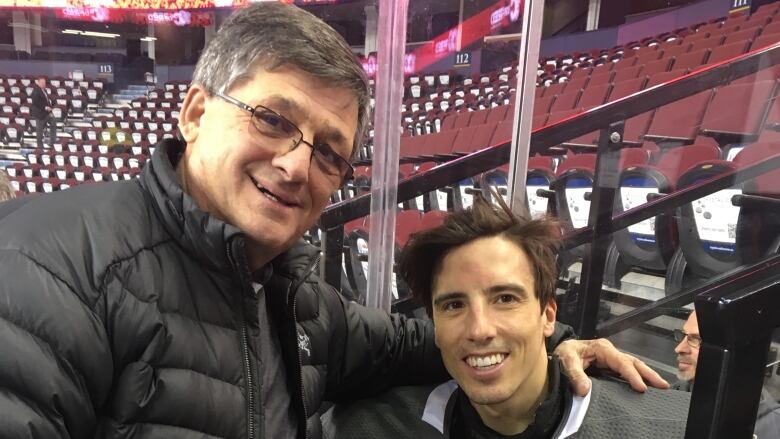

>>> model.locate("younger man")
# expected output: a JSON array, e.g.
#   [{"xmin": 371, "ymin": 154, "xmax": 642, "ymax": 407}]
[{"xmin": 324, "ymin": 198, "xmax": 690, "ymax": 438}]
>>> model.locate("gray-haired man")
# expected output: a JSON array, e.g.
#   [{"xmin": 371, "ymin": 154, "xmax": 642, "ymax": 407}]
[{"xmin": 0, "ymin": 3, "xmax": 665, "ymax": 438}]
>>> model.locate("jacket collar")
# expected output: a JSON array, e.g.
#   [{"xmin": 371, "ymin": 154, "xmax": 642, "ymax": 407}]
[
  {"xmin": 140, "ymin": 138, "xmax": 244, "ymax": 274},
  {"xmin": 423, "ymin": 371, "xmax": 591, "ymax": 439}
]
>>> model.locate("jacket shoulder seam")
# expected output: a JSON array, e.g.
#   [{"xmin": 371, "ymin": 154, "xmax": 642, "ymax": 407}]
[
  {"xmin": 3, "ymin": 248, "xmax": 97, "ymax": 314},
  {"xmin": 96, "ymin": 237, "xmax": 175, "ymax": 311}
]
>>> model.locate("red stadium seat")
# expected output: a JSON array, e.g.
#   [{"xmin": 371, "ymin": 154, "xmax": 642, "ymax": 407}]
[
  {"xmin": 611, "ymin": 144, "xmax": 720, "ymax": 278},
  {"xmin": 395, "ymin": 210, "xmax": 423, "ymax": 248},
  {"xmin": 577, "ymin": 84, "xmax": 612, "ymax": 109},
  {"xmin": 670, "ymin": 50, "xmax": 710, "ymax": 72},
  {"xmin": 699, "ymin": 80, "xmax": 776, "ymax": 143},
  {"xmin": 642, "ymin": 58, "xmax": 674, "ymax": 76},
  {"xmin": 548, "ymin": 90, "xmax": 581, "ymax": 112},
  {"xmin": 644, "ymin": 90, "xmax": 713, "ymax": 145},
  {"xmin": 707, "ymin": 42, "xmax": 750, "ymax": 65},
  {"xmin": 723, "ymin": 28, "xmax": 761, "ymax": 46}
]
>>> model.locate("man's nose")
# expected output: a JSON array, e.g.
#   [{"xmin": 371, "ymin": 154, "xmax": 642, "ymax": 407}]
[
  {"xmin": 272, "ymin": 139, "xmax": 312, "ymax": 183},
  {"xmin": 466, "ymin": 303, "xmax": 497, "ymax": 343},
  {"xmin": 674, "ymin": 338, "xmax": 688, "ymax": 355}
]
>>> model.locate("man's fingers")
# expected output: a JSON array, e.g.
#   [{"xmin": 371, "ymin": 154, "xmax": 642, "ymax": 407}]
[
  {"xmin": 616, "ymin": 357, "xmax": 649, "ymax": 393},
  {"xmin": 556, "ymin": 344, "xmax": 593, "ymax": 397},
  {"xmin": 635, "ymin": 359, "xmax": 669, "ymax": 389},
  {"xmin": 565, "ymin": 368, "xmax": 592, "ymax": 396}
]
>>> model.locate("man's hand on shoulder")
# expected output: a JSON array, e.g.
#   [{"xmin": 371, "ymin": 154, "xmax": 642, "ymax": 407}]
[{"xmin": 554, "ymin": 338, "xmax": 670, "ymax": 396}]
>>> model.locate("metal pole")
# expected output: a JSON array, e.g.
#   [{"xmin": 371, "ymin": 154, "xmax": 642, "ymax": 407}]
[
  {"xmin": 586, "ymin": 0, "xmax": 601, "ymax": 31},
  {"xmin": 507, "ymin": 0, "xmax": 545, "ymax": 213},
  {"xmin": 364, "ymin": 0, "xmax": 408, "ymax": 311},
  {"xmin": 575, "ymin": 122, "xmax": 624, "ymax": 338}
]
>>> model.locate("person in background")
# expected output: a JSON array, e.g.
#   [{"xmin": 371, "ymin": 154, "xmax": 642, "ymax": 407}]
[
  {"xmin": 0, "ymin": 169, "xmax": 15, "ymax": 202},
  {"xmin": 30, "ymin": 76, "xmax": 56, "ymax": 149},
  {"xmin": 674, "ymin": 310, "xmax": 780, "ymax": 438}
]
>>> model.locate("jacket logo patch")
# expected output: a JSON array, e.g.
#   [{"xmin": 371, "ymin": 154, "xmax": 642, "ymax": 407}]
[{"xmin": 297, "ymin": 331, "xmax": 311, "ymax": 359}]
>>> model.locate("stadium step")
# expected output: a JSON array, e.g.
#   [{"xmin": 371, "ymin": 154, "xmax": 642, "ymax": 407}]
[{"xmin": 111, "ymin": 84, "xmax": 150, "ymax": 105}]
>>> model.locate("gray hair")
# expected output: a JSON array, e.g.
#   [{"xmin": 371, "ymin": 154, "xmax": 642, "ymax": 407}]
[
  {"xmin": 192, "ymin": 2, "xmax": 370, "ymax": 159},
  {"xmin": 0, "ymin": 170, "xmax": 15, "ymax": 202}
]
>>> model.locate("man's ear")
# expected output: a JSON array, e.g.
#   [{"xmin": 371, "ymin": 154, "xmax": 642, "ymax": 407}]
[
  {"xmin": 543, "ymin": 300, "xmax": 557, "ymax": 338},
  {"xmin": 178, "ymin": 84, "xmax": 209, "ymax": 144}
]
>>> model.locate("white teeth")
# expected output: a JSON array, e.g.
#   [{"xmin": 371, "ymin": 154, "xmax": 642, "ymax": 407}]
[
  {"xmin": 466, "ymin": 353, "xmax": 506, "ymax": 368},
  {"xmin": 257, "ymin": 184, "xmax": 282, "ymax": 203},
  {"xmin": 262, "ymin": 191, "xmax": 280, "ymax": 203}
]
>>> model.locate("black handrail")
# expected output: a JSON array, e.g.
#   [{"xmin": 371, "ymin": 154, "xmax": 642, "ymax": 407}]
[
  {"xmin": 319, "ymin": 40, "xmax": 780, "ymax": 228},
  {"xmin": 686, "ymin": 258, "xmax": 780, "ymax": 439},
  {"xmin": 597, "ymin": 252, "xmax": 780, "ymax": 337}
]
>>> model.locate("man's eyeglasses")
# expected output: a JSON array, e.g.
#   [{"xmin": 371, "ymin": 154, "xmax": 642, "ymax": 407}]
[
  {"xmin": 673, "ymin": 329, "xmax": 702, "ymax": 348},
  {"xmin": 216, "ymin": 92, "xmax": 354, "ymax": 186}
]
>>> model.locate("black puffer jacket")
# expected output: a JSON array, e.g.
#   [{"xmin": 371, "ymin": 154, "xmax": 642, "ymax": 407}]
[{"xmin": 0, "ymin": 139, "xmax": 447, "ymax": 438}]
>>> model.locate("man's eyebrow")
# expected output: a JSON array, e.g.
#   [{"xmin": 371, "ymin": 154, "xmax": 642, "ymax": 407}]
[
  {"xmin": 433, "ymin": 292, "xmax": 466, "ymax": 307},
  {"xmin": 260, "ymin": 94, "xmax": 304, "ymax": 117},
  {"xmin": 485, "ymin": 283, "xmax": 529, "ymax": 297},
  {"xmin": 261, "ymin": 94, "xmax": 350, "ymax": 152}
]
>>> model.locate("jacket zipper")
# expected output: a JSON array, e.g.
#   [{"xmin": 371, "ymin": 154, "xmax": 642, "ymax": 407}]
[
  {"xmin": 241, "ymin": 323, "xmax": 256, "ymax": 439},
  {"xmin": 290, "ymin": 253, "xmax": 320, "ymax": 439},
  {"xmin": 228, "ymin": 242, "xmax": 256, "ymax": 439},
  {"xmin": 292, "ymin": 295, "xmax": 310, "ymax": 439}
]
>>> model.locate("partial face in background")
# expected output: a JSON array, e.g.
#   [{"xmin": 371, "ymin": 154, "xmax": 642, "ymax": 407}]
[
  {"xmin": 178, "ymin": 65, "xmax": 357, "ymax": 262},
  {"xmin": 674, "ymin": 311, "xmax": 701, "ymax": 382},
  {"xmin": 431, "ymin": 236, "xmax": 556, "ymax": 410}
]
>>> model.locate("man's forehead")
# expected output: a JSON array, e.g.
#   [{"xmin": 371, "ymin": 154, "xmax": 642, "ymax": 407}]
[{"xmin": 684, "ymin": 313, "xmax": 699, "ymax": 334}]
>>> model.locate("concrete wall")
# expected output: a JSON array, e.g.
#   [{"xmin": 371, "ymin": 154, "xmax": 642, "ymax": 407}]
[
  {"xmin": 537, "ymin": 0, "xmax": 733, "ymax": 56},
  {"xmin": 155, "ymin": 64, "xmax": 196, "ymax": 85},
  {"xmin": 540, "ymin": 27, "xmax": 619, "ymax": 57},
  {"xmin": 617, "ymin": 0, "xmax": 732, "ymax": 44}
]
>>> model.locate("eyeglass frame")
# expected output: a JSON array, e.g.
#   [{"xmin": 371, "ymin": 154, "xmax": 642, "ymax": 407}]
[
  {"xmin": 673, "ymin": 329, "xmax": 702, "ymax": 348},
  {"xmin": 214, "ymin": 91, "xmax": 355, "ymax": 185}
]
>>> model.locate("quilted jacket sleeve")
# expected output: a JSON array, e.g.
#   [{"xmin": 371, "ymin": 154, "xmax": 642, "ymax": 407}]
[
  {"xmin": 0, "ymin": 249, "xmax": 111, "ymax": 438},
  {"xmin": 322, "ymin": 290, "xmax": 448, "ymax": 402}
]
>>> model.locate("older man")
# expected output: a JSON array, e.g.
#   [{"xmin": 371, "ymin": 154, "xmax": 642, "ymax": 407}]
[
  {"xmin": 0, "ymin": 3, "xmax": 662, "ymax": 438},
  {"xmin": 674, "ymin": 311, "xmax": 780, "ymax": 438},
  {"xmin": 324, "ymin": 198, "xmax": 689, "ymax": 439}
]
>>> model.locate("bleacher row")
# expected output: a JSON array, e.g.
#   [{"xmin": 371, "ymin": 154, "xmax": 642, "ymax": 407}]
[
  {"xmin": 398, "ymin": 0, "xmax": 780, "ymax": 141},
  {"xmin": 0, "ymin": 74, "xmax": 108, "ymax": 145},
  {"xmin": 329, "ymin": 2, "xmax": 780, "ymax": 299},
  {"xmin": 1, "ymin": 4, "xmax": 780, "ymax": 196},
  {"xmin": 4, "ymin": 151, "xmax": 146, "ymax": 194}
]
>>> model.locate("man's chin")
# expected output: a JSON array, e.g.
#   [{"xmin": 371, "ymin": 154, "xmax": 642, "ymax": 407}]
[{"xmin": 675, "ymin": 371, "xmax": 694, "ymax": 382}]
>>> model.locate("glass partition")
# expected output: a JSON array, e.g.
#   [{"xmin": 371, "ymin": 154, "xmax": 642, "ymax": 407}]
[{"xmin": 3, "ymin": 0, "xmax": 780, "ymax": 399}]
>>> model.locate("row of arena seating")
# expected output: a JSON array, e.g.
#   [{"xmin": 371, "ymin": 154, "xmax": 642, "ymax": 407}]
[
  {"xmin": 331, "ymin": 138, "xmax": 780, "ymax": 301},
  {"xmin": 537, "ymin": 1, "xmax": 780, "ymax": 85},
  {"xmin": 390, "ymin": 6, "xmax": 780, "ymax": 168},
  {"xmin": 399, "ymin": 1, "xmax": 780, "ymax": 139},
  {"xmin": 0, "ymin": 74, "xmax": 108, "ymax": 144},
  {"xmin": 2, "ymin": 4, "xmax": 779, "ymax": 193}
]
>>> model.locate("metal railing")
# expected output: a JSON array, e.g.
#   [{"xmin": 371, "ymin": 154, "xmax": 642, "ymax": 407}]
[{"xmin": 318, "ymin": 39, "xmax": 780, "ymax": 439}]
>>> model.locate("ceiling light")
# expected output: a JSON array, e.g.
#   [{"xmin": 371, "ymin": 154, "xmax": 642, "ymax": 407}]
[
  {"xmin": 62, "ymin": 29, "xmax": 120, "ymax": 38},
  {"xmin": 81, "ymin": 31, "xmax": 120, "ymax": 38}
]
